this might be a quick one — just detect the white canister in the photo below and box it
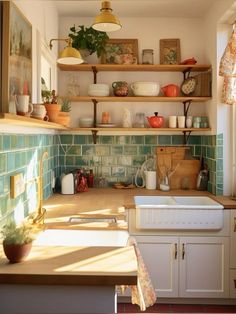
[169,116,177,128]
[145,171,157,190]
[177,116,186,128]
[186,116,193,128]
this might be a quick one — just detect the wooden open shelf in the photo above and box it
[58,63,211,73]
[69,127,211,132]
[0,113,67,130]
[67,96,211,103]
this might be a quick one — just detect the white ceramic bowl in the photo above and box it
[79,118,94,128]
[130,81,160,96]
[88,84,110,96]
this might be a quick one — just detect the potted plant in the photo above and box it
[41,78,61,122]
[1,221,39,263]
[68,25,109,58]
[56,98,71,127]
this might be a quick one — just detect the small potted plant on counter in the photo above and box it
[68,25,109,59]
[1,220,39,263]
[56,98,71,127]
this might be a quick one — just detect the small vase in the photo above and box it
[3,241,32,263]
[44,103,61,122]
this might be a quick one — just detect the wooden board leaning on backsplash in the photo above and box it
[156,147,200,190]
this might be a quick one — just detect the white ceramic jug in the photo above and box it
[15,95,33,116]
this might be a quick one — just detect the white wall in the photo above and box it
[58,17,208,127]
[204,0,235,195]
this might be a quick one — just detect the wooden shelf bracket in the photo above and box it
[183,130,192,145]
[92,66,98,84]
[91,129,98,144]
[183,100,192,117]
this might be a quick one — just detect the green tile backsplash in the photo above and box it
[0,132,223,225]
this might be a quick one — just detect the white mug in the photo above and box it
[145,171,157,190]
[169,116,177,128]
[32,104,48,120]
[178,116,186,128]
[15,95,33,116]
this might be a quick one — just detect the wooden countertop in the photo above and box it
[43,189,236,231]
[0,245,137,286]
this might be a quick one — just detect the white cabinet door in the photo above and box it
[136,236,178,297]
[179,237,229,298]
[230,210,236,268]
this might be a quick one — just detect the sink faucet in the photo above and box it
[31,151,48,225]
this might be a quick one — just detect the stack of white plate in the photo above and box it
[79,118,94,128]
[88,84,110,96]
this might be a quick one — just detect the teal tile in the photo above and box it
[139,146,152,155]
[3,135,11,151]
[115,136,130,145]
[10,135,17,150]
[102,166,112,176]
[217,139,223,146]
[82,146,95,155]
[216,175,223,185]
[102,156,117,166]
[66,156,75,166]
[74,135,86,144]
[95,145,110,156]
[117,156,132,166]
[217,159,223,171]
[158,135,171,145]
[188,136,201,145]
[193,145,201,156]
[124,146,138,155]
[172,135,184,145]
[217,146,223,159]
[216,188,223,196]
[202,146,207,157]
[131,136,144,145]
[211,135,216,146]
[0,134,2,151]
[67,146,81,155]
[29,136,35,147]
[0,176,4,195]
[60,135,73,144]
[202,136,208,145]
[145,135,157,145]
[111,145,123,155]
[86,135,99,144]
[75,156,89,167]
[132,156,146,166]
[7,153,15,172]
[4,175,10,193]
[100,136,114,144]
[0,153,6,173]
[18,135,25,149]
[15,152,22,169]
[217,133,223,139]
[111,166,125,177]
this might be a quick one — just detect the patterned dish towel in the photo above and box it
[119,236,156,311]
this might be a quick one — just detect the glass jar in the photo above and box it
[142,49,154,65]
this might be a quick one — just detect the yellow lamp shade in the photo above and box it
[57,46,84,65]
[92,1,122,32]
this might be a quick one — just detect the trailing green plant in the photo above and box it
[1,221,39,245]
[68,25,109,58]
[61,98,71,112]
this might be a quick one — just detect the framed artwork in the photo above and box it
[2,2,32,112]
[160,39,180,65]
[101,39,138,64]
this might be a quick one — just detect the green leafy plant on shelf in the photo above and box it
[68,25,109,58]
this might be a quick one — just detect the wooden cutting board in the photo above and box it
[156,146,200,190]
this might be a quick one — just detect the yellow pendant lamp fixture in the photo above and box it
[49,37,84,65]
[92,1,122,32]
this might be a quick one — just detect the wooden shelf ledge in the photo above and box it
[0,113,67,130]
[68,127,211,132]
[58,63,211,73]
[66,96,211,103]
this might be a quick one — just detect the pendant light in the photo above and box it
[49,38,84,65]
[92,1,122,32]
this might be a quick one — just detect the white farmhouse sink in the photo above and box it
[135,196,223,230]
[34,229,129,247]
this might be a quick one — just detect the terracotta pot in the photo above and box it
[44,103,61,122]
[56,112,71,127]
[3,241,32,263]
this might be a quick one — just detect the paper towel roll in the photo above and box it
[145,171,156,190]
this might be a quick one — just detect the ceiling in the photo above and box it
[53,0,219,18]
